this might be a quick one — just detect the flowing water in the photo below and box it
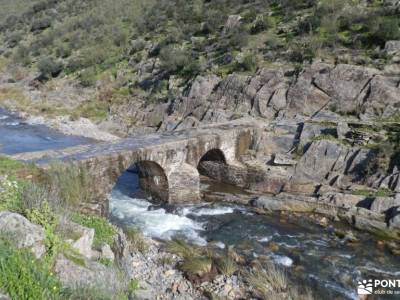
[110,170,400,300]
[0,108,92,155]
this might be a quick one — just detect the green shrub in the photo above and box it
[250,15,270,34]
[13,44,31,65]
[363,17,400,47]
[72,214,117,248]
[79,67,98,87]
[31,17,52,32]
[159,45,191,74]
[234,53,258,73]
[0,176,23,212]
[5,32,22,48]
[38,57,63,78]
[352,187,394,197]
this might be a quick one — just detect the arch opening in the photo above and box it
[197,148,227,177]
[198,149,226,165]
[112,160,169,204]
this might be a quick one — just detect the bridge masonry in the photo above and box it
[12,120,260,215]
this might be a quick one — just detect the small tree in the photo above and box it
[159,45,190,74]
[38,57,63,78]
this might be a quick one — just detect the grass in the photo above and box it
[42,163,94,211]
[352,187,394,197]
[215,255,238,276]
[311,134,352,147]
[180,257,213,276]
[0,156,37,178]
[0,57,9,72]
[245,263,288,299]
[63,285,114,300]
[124,227,149,253]
[0,86,30,112]
[0,238,63,299]
[72,214,117,248]
[98,257,113,267]
[166,239,202,259]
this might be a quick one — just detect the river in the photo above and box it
[0,108,92,154]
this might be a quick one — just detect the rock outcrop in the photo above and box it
[0,211,46,258]
[160,62,400,130]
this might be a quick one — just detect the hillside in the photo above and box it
[0,0,399,130]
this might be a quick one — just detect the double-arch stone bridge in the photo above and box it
[12,120,259,214]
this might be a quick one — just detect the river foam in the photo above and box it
[110,189,207,245]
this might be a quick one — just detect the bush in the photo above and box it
[159,45,191,74]
[363,17,400,47]
[13,44,31,65]
[5,32,22,48]
[0,176,22,212]
[31,17,52,32]
[250,15,270,34]
[79,67,98,87]
[234,53,258,72]
[38,57,63,78]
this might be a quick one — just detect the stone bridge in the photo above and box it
[12,120,259,214]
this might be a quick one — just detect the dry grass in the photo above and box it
[180,257,213,276]
[245,262,315,300]
[216,255,238,276]
[0,86,29,109]
[245,262,288,299]
[124,227,149,253]
[165,239,202,259]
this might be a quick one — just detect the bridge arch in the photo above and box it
[198,148,227,166]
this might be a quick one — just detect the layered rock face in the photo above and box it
[158,62,400,131]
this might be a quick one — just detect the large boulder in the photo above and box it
[370,196,400,213]
[385,40,400,55]
[0,291,10,300]
[54,255,123,293]
[0,212,45,258]
[251,194,318,212]
[62,220,95,259]
[167,75,221,123]
[294,140,371,187]
[359,75,400,119]
[318,192,366,209]
[250,68,290,119]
